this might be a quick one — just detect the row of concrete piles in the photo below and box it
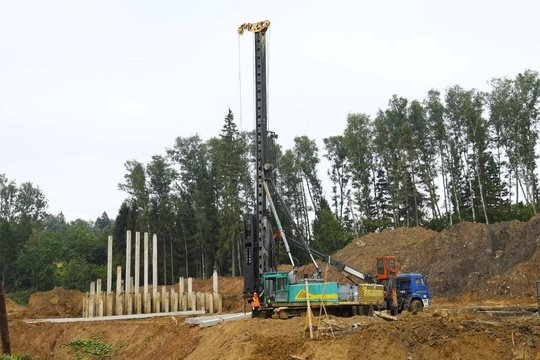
[83,231,222,317]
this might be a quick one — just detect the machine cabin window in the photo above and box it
[377,259,384,275]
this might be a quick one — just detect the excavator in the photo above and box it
[238,20,430,317]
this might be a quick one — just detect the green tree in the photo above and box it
[168,135,218,278]
[213,109,247,276]
[489,77,515,205]
[408,100,440,221]
[0,220,15,282]
[374,96,423,227]
[15,182,47,222]
[511,70,540,213]
[119,160,150,230]
[147,155,176,284]
[445,86,490,223]
[112,201,137,258]
[342,113,375,234]
[276,149,307,242]
[61,258,106,291]
[425,90,453,225]
[95,212,111,232]
[0,174,17,221]
[312,199,350,254]
[66,220,105,265]
[292,136,323,242]
[14,231,59,290]
[323,135,351,228]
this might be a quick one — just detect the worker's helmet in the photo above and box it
[253,291,257,295]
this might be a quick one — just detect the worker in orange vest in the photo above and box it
[251,291,261,318]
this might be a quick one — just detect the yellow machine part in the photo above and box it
[358,284,384,305]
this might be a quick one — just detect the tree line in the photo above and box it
[1,69,539,298]
[0,174,111,299]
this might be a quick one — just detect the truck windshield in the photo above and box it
[396,277,411,289]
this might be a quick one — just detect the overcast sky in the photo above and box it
[1,1,538,222]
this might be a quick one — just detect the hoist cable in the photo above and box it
[237,34,243,132]
[266,28,270,131]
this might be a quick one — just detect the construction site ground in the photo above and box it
[6,216,540,359]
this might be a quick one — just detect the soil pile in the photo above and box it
[5,297,25,319]
[191,276,245,312]
[23,287,84,318]
[305,216,540,301]
[295,227,437,283]
[410,217,540,299]
[5,297,24,312]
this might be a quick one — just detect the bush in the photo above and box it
[6,289,34,306]
[68,338,113,359]
[60,258,106,291]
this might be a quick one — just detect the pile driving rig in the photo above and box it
[238,20,430,317]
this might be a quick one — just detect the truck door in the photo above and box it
[412,276,430,307]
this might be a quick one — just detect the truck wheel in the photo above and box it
[409,299,423,313]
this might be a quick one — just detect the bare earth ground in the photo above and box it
[7,298,540,360]
[6,216,540,359]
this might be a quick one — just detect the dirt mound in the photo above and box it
[5,297,25,319]
[296,226,437,283]
[411,216,540,299]
[299,217,540,302]
[6,297,24,312]
[24,287,84,318]
[190,276,245,312]
[480,246,540,301]
[334,226,437,272]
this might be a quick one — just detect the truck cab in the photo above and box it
[396,273,431,312]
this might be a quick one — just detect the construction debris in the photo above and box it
[374,310,398,321]
[185,312,251,327]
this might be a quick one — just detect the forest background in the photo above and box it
[1,69,539,303]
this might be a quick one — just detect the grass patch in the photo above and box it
[68,338,113,359]
[0,355,31,360]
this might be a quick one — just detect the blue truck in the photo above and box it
[376,256,431,314]
[396,273,431,312]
